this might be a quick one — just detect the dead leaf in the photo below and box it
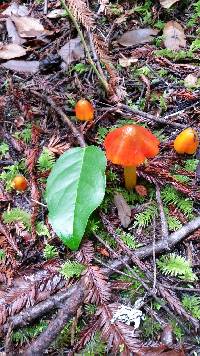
[159,0,180,8]
[184,74,198,88]
[118,28,158,47]
[163,21,186,51]
[135,185,148,197]
[161,324,173,347]
[1,60,39,73]
[6,17,23,45]
[0,43,26,59]
[59,37,85,65]
[11,15,47,38]
[47,9,66,18]
[2,2,29,17]
[114,193,132,228]
[119,56,138,67]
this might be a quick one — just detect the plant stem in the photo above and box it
[60,0,109,92]
[124,166,137,190]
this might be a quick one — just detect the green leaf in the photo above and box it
[46,146,106,250]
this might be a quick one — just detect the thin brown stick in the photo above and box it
[22,281,85,356]
[118,103,187,129]
[30,90,86,148]
[2,216,200,337]
[155,183,169,241]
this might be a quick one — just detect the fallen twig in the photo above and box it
[30,90,86,148]
[3,216,200,353]
[22,281,85,356]
[155,183,169,241]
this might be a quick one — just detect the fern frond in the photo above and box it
[3,208,31,229]
[77,332,106,356]
[84,265,111,305]
[60,260,85,278]
[116,229,142,249]
[43,244,58,260]
[133,204,158,228]
[161,185,180,205]
[173,174,190,183]
[97,303,141,354]
[184,159,198,172]
[66,0,95,30]
[158,253,198,282]
[75,241,94,265]
[177,198,193,217]
[182,295,200,320]
[37,148,55,172]
[167,216,182,231]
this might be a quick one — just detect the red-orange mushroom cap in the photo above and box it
[104,125,160,167]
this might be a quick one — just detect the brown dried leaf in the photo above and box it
[6,17,23,45]
[47,9,66,18]
[84,266,111,305]
[0,42,26,59]
[119,56,138,67]
[59,37,85,66]
[184,74,198,88]
[159,0,180,8]
[161,324,173,346]
[11,15,47,38]
[2,3,29,17]
[1,60,39,73]
[163,21,186,51]
[118,28,158,47]
[114,193,132,228]
[135,185,148,197]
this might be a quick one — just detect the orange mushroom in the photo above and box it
[75,99,94,121]
[104,125,160,190]
[11,175,28,191]
[174,128,199,154]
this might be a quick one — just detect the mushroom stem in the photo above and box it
[124,166,137,190]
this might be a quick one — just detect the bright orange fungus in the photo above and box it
[174,128,199,154]
[104,125,160,189]
[75,99,94,121]
[11,175,28,191]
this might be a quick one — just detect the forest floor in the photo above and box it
[0,0,200,355]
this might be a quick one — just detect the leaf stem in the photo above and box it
[61,0,109,92]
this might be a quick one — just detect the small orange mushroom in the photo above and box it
[11,175,28,191]
[75,99,94,121]
[104,125,160,190]
[174,128,199,154]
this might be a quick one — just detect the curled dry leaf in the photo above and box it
[114,193,132,228]
[59,37,85,65]
[2,3,29,17]
[184,74,198,88]
[47,9,66,18]
[6,17,23,45]
[159,0,180,8]
[119,56,138,67]
[0,43,26,59]
[118,28,158,47]
[11,15,47,38]
[1,60,39,73]
[163,21,186,51]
